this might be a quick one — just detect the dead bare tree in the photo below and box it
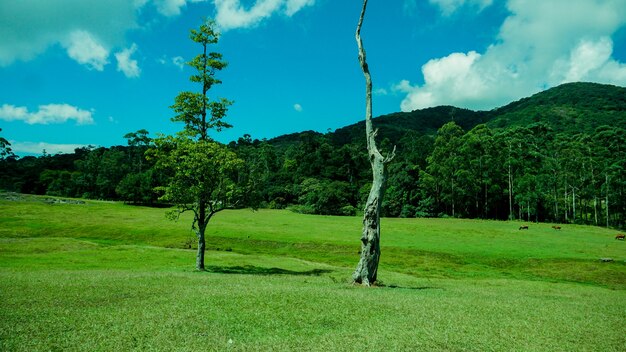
[352,0,395,286]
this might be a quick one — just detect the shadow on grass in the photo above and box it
[374,283,441,291]
[205,265,333,277]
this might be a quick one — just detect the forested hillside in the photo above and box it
[1,82,625,227]
[488,82,626,132]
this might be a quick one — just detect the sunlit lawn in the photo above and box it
[1,194,625,351]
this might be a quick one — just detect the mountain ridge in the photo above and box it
[268,82,626,148]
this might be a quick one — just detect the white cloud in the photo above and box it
[293,103,303,112]
[153,0,207,16]
[213,0,315,31]
[399,51,487,111]
[62,30,110,71]
[429,0,493,16]
[284,0,315,16]
[399,0,626,111]
[553,37,626,84]
[0,1,140,67]
[0,0,309,67]
[374,88,389,96]
[115,43,141,78]
[158,55,186,70]
[0,0,201,68]
[393,80,413,93]
[172,56,186,70]
[154,0,188,16]
[10,141,93,155]
[0,104,95,125]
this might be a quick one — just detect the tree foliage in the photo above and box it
[149,137,243,213]
[0,128,14,161]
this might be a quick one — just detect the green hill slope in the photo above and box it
[487,82,626,133]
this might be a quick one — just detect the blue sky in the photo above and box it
[1,0,625,155]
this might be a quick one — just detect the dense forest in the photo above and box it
[1,82,625,228]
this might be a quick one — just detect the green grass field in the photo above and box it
[1,194,625,351]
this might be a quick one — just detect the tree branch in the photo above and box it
[356,0,378,157]
[384,145,397,164]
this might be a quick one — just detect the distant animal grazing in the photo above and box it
[552,225,561,230]
[519,225,529,230]
[616,234,625,240]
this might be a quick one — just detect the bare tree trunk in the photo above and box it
[572,186,576,222]
[353,164,386,285]
[591,162,598,225]
[451,180,456,218]
[352,0,394,286]
[508,163,513,220]
[606,174,610,228]
[594,196,598,225]
[484,177,488,218]
[564,185,569,222]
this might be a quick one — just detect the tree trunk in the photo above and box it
[606,174,610,228]
[451,180,456,218]
[352,0,394,286]
[353,161,386,285]
[591,161,597,225]
[572,187,576,222]
[594,196,598,225]
[508,163,513,220]
[564,185,569,222]
[484,178,488,219]
[195,201,207,270]
[196,227,205,270]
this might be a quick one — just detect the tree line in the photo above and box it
[1,121,624,228]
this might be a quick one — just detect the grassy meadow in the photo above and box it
[1,194,625,351]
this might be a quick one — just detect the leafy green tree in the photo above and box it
[116,130,159,204]
[564,137,587,223]
[542,133,567,222]
[494,126,530,220]
[149,19,243,270]
[0,128,14,160]
[123,129,151,173]
[228,135,273,209]
[383,162,420,217]
[74,147,103,198]
[40,170,79,197]
[515,123,552,222]
[594,126,626,227]
[425,121,464,217]
[458,124,499,218]
[298,178,354,215]
[116,170,159,205]
[96,148,129,199]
